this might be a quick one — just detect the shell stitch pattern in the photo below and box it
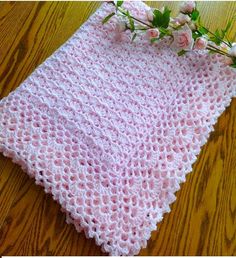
[0,2,236,256]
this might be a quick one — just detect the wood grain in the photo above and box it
[0,1,235,256]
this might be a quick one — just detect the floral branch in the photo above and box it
[102,1,236,68]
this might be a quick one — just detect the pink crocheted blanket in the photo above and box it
[0,1,235,256]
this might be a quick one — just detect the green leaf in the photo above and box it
[199,26,224,46]
[102,12,115,24]
[131,33,137,42]
[220,29,226,38]
[215,29,221,38]
[159,27,168,34]
[225,36,232,47]
[116,0,123,7]
[126,10,135,32]
[162,6,171,28]
[224,20,232,33]
[129,18,135,32]
[177,50,187,56]
[191,9,199,21]
[198,26,208,35]
[211,29,222,45]
[159,32,166,39]
[210,37,221,46]
[228,15,236,32]
[152,9,163,27]
[192,32,200,40]
[150,38,158,43]
[159,28,171,36]
[152,7,171,28]
[230,63,236,68]
[224,16,236,46]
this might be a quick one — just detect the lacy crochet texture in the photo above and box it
[0,1,236,256]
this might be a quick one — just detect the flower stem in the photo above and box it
[108,1,234,67]
[117,6,154,28]
[207,43,231,57]
[225,34,233,47]
[109,2,153,28]
[201,26,231,48]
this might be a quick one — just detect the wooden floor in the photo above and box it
[0,1,236,256]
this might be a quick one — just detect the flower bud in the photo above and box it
[176,13,191,25]
[194,37,208,50]
[146,28,160,39]
[180,1,196,14]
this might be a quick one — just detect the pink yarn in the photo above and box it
[0,2,236,256]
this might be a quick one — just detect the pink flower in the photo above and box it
[146,28,160,39]
[194,37,208,50]
[229,44,236,57]
[175,13,191,25]
[180,1,196,14]
[171,24,194,51]
[146,9,154,21]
